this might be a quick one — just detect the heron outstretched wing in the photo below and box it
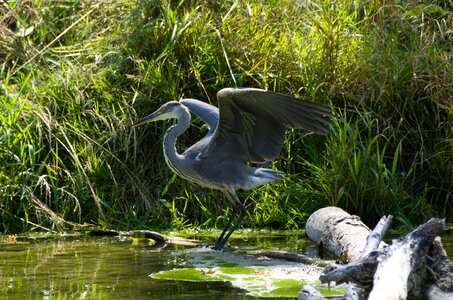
[204,88,333,163]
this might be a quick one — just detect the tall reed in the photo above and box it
[0,0,451,232]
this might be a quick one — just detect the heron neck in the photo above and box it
[163,110,190,168]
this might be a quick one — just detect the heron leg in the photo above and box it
[213,190,246,250]
[213,203,238,250]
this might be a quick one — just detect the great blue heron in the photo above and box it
[132,88,333,250]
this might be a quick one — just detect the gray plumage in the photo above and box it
[132,87,333,250]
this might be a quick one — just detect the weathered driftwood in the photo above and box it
[301,207,453,300]
[341,215,393,300]
[300,208,390,300]
[430,237,453,292]
[299,285,341,300]
[300,214,392,300]
[368,218,443,299]
[321,218,445,299]
[305,206,380,262]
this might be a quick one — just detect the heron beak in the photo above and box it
[131,112,159,128]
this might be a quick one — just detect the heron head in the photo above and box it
[131,101,184,128]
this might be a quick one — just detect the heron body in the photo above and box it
[132,88,333,250]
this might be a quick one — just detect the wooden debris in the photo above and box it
[306,206,378,262]
[258,250,332,267]
[301,207,453,300]
[129,230,201,247]
[130,230,169,246]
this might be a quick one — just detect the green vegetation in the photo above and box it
[149,247,347,298]
[1,0,452,233]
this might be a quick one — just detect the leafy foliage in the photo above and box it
[0,0,452,232]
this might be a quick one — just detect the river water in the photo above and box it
[0,230,451,299]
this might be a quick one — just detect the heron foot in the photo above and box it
[212,241,225,251]
[212,244,234,251]
[195,243,230,251]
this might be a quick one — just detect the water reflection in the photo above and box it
[0,232,451,299]
[0,232,307,299]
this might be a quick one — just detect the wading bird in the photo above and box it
[132,88,333,250]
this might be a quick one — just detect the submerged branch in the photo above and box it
[258,250,333,267]
[129,230,201,247]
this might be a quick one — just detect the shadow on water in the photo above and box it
[0,231,452,299]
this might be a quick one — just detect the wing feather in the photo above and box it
[202,88,334,163]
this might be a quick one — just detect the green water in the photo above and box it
[0,231,452,299]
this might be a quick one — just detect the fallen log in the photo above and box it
[326,214,393,300]
[300,207,453,300]
[368,218,443,299]
[305,206,383,262]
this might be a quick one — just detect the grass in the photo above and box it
[0,0,452,233]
